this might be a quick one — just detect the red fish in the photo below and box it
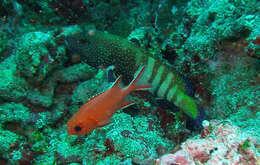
[67,66,150,135]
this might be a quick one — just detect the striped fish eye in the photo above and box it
[74,125,82,132]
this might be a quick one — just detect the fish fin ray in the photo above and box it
[111,75,122,89]
[97,119,112,127]
[121,101,135,109]
[126,66,151,92]
[106,65,117,83]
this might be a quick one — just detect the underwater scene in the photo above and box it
[0,0,259,164]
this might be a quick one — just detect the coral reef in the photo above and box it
[16,31,66,84]
[161,0,260,110]
[0,0,259,164]
[0,55,29,101]
[206,33,260,123]
[156,120,260,165]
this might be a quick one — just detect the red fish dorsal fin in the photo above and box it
[111,75,122,89]
[87,93,101,102]
[125,66,151,93]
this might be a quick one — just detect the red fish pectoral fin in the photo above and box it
[97,119,112,127]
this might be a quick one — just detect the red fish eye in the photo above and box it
[74,126,82,132]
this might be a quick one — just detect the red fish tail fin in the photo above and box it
[125,66,151,93]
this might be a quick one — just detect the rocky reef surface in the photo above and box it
[0,0,259,164]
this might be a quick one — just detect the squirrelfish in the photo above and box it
[67,66,149,135]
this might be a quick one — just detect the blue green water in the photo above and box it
[0,0,259,164]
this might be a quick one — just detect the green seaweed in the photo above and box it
[240,139,250,151]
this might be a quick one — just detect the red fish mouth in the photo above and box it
[67,124,75,135]
[67,126,73,135]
